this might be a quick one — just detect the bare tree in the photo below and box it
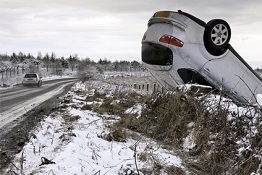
[37,51,43,60]
[43,53,50,72]
[68,54,78,72]
[131,61,141,71]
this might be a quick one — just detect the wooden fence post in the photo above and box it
[153,84,156,93]
[1,71,3,83]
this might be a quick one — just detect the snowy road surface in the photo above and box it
[0,78,78,128]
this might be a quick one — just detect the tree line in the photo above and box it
[0,52,143,73]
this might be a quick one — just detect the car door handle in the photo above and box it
[203,68,210,74]
[231,90,238,97]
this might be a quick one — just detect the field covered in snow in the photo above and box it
[3,73,262,175]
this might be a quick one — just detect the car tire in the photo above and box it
[204,19,231,50]
[38,81,42,87]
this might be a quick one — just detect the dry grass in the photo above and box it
[85,89,107,102]
[164,166,186,175]
[98,127,127,142]
[61,114,81,123]
[118,92,207,146]
[91,91,143,116]
[111,90,262,174]
[82,84,262,174]
[81,104,92,111]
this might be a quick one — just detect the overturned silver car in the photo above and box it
[142,10,262,104]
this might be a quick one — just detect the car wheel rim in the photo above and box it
[211,24,229,46]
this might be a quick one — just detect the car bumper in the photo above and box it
[22,81,39,85]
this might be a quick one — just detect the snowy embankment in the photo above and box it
[6,81,184,175]
[4,77,262,174]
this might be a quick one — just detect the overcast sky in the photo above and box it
[1,0,262,68]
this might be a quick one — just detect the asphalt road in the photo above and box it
[0,78,78,128]
[0,78,79,172]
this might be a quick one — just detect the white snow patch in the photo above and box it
[256,93,262,106]
[125,104,143,118]
[183,129,196,151]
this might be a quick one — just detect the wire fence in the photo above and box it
[0,68,26,87]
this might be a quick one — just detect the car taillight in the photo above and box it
[159,35,170,44]
[159,35,184,47]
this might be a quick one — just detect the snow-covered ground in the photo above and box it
[3,73,262,174]
[5,81,184,175]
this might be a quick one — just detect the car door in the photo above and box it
[202,49,262,103]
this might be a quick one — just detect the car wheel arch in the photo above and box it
[177,68,215,88]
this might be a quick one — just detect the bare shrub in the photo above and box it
[165,166,186,175]
[61,114,81,123]
[113,90,262,174]
[98,127,127,142]
[92,98,114,115]
[81,104,92,111]
[74,90,85,96]
[85,90,106,102]
[124,92,206,146]
[234,156,261,175]
[93,91,144,116]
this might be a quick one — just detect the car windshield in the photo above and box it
[24,74,37,78]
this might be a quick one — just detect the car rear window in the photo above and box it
[142,43,173,66]
[25,74,37,78]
